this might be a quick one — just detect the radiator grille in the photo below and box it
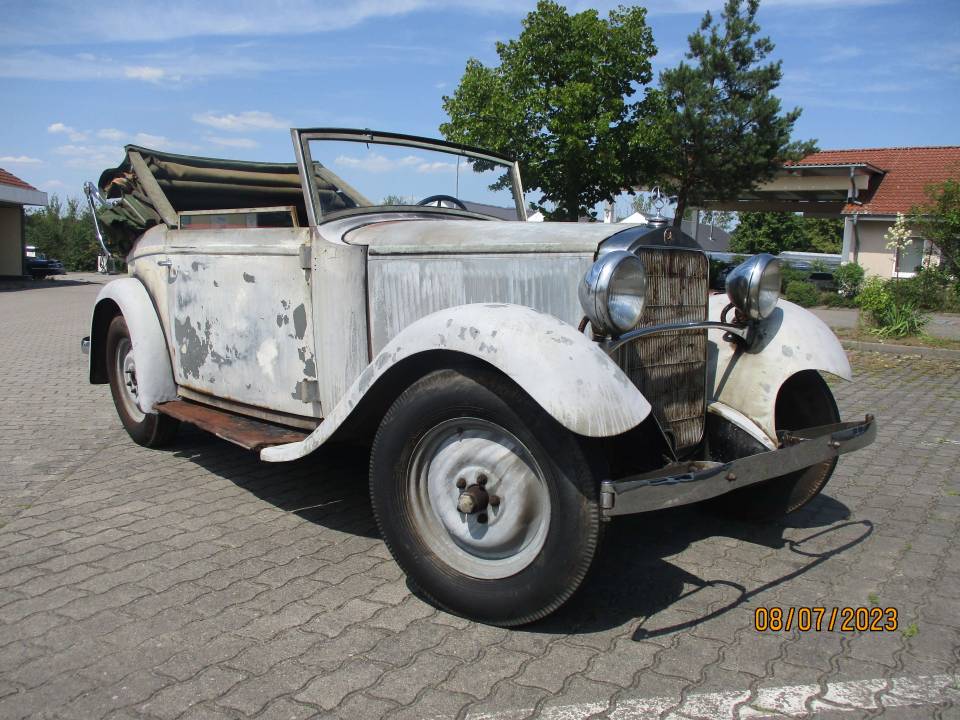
[613,248,709,449]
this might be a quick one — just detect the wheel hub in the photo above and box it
[408,417,551,580]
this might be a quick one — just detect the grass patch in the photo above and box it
[868,592,880,605]
[903,622,919,638]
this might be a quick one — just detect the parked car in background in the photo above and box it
[24,246,65,279]
[81,128,876,626]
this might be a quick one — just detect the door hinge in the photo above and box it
[298,244,311,270]
[295,379,320,403]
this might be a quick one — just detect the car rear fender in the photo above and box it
[708,294,852,444]
[261,303,652,462]
[89,278,177,413]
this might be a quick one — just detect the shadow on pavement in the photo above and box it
[171,426,379,539]
[0,277,102,292]
[168,426,871,636]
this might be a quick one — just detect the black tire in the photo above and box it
[710,371,840,521]
[369,366,602,626]
[105,315,180,447]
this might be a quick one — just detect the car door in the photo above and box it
[163,223,321,419]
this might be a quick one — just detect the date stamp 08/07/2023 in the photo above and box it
[754,606,899,633]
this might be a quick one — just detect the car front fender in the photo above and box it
[89,278,177,414]
[261,303,652,462]
[708,294,852,444]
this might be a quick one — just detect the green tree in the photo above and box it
[909,176,960,277]
[440,1,657,221]
[801,216,843,254]
[647,0,815,227]
[729,211,804,254]
[25,195,100,271]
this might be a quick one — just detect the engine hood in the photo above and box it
[350,219,629,256]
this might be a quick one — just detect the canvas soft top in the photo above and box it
[95,145,361,252]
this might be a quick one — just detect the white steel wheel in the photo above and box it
[370,366,602,627]
[114,335,146,424]
[407,417,551,580]
[105,315,180,448]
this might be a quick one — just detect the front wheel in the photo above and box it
[105,315,180,447]
[369,367,602,626]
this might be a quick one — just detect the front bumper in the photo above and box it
[600,415,876,516]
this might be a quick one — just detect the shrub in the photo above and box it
[857,277,928,337]
[779,265,809,291]
[784,280,820,307]
[890,266,958,311]
[833,262,865,298]
[821,291,858,308]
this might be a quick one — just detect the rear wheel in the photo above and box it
[105,315,179,447]
[710,371,840,521]
[369,367,602,626]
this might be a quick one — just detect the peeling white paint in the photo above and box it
[709,296,852,443]
[256,338,278,381]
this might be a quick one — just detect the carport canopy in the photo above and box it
[698,160,885,217]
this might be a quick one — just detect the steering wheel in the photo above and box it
[416,194,468,211]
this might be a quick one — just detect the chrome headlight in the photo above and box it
[726,253,781,320]
[578,250,647,336]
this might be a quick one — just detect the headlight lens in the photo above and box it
[579,250,647,335]
[726,253,781,320]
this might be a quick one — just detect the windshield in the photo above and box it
[304,135,522,220]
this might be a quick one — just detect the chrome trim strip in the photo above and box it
[600,415,876,516]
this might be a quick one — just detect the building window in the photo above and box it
[893,237,926,278]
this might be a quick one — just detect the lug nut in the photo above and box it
[477,513,488,524]
[489,494,500,507]
[455,477,466,489]
[477,474,487,486]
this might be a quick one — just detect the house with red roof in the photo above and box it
[0,168,48,278]
[706,146,960,277]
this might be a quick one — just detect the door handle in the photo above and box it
[157,259,172,267]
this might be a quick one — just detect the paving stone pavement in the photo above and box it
[0,275,958,719]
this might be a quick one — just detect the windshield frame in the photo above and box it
[291,128,526,225]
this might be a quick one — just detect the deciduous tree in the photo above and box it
[440,1,657,221]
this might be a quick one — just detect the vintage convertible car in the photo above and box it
[82,129,875,625]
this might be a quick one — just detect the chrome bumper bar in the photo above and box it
[600,415,876,516]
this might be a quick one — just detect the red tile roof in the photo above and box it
[788,146,960,215]
[0,167,39,192]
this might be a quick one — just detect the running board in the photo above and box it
[156,400,309,452]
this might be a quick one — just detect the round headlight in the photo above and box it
[578,250,647,336]
[725,253,781,320]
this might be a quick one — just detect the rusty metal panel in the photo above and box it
[163,227,321,418]
[368,254,594,352]
[613,248,709,449]
[156,399,307,451]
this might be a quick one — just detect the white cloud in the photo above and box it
[52,143,124,170]
[416,161,457,174]
[42,180,66,189]
[97,128,127,142]
[124,65,168,83]
[193,111,289,132]
[0,155,43,165]
[335,152,459,174]
[47,122,87,142]
[335,153,397,173]
[206,136,259,149]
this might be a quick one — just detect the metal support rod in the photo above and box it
[83,181,112,259]
[600,320,751,354]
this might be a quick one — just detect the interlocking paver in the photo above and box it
[0,277,958,719]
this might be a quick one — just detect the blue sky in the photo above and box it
[1,0,958,202]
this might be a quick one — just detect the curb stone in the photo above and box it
[841,339,960,360]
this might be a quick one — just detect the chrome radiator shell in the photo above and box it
[612,247,709,450]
